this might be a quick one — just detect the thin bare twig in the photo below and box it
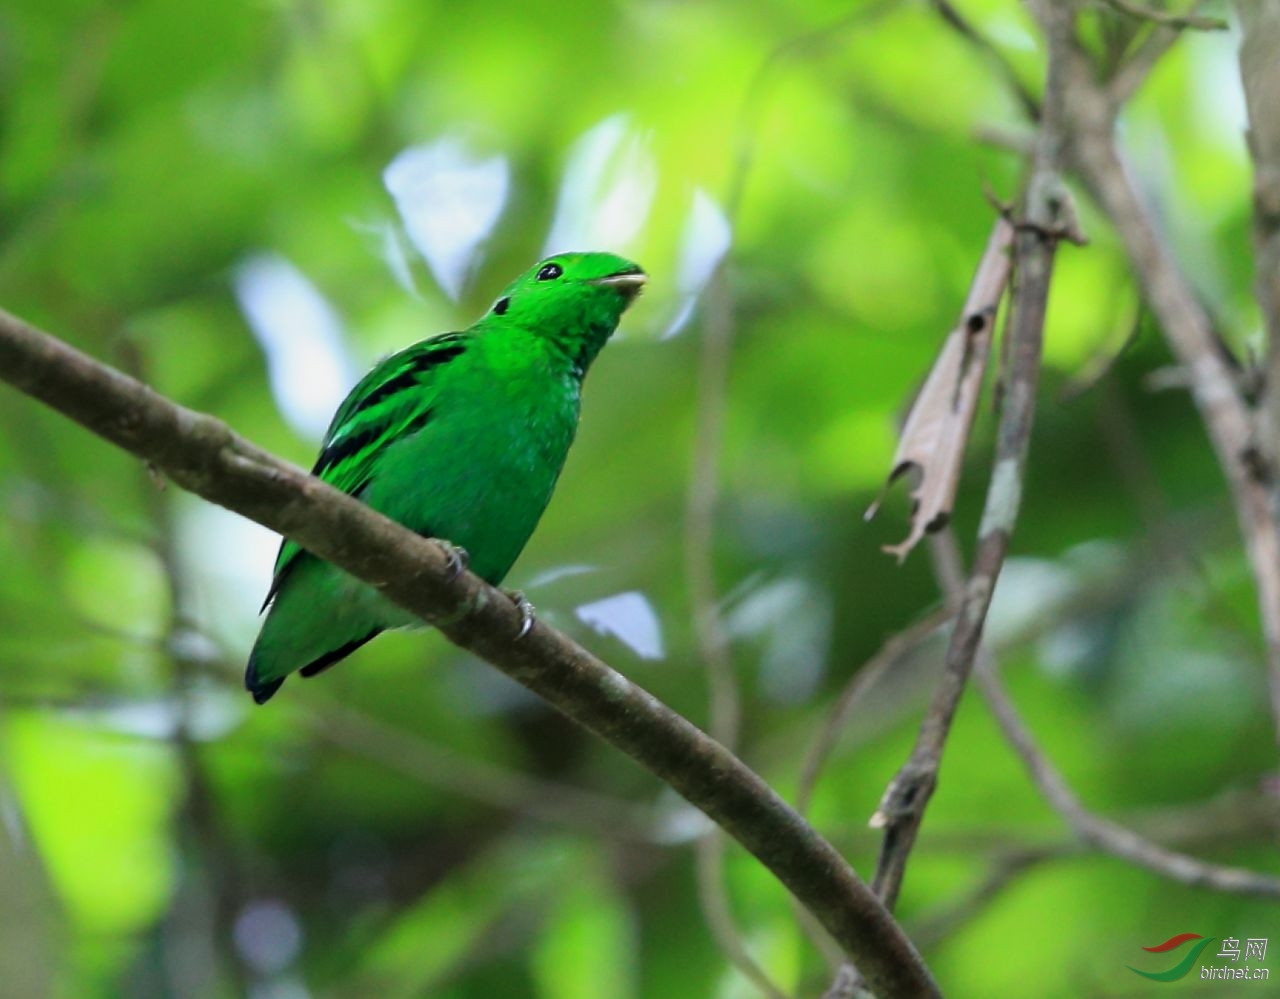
[310,703,665,841]
[686,260,789,999]
[731,0,901,217]
[796,607,953,817]
[687,266,742,753]
[976,655,1280,897]
[1100,0,1226,32]
[1055,303,1143,404]
[908,845,1067,950]
[0,307,941,999]
[1108,1,1210,106]
[911,781,1280,947]
[925,0,1041,121]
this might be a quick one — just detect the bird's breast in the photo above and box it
[364,369,580,583]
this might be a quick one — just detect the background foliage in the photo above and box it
[1,1,1274,996]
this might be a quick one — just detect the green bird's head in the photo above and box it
[486,251,646,373]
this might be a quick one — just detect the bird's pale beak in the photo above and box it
[591,271,647,305]
[590,271,648,292]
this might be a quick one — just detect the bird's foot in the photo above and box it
[503,589,536,639]
[434,539,470,581]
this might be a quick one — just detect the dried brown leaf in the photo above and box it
[867,220,1014,561]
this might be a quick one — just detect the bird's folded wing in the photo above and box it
[260,330,472,609]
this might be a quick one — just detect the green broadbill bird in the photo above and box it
[245,251,646,704]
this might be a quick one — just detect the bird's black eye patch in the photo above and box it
[493,296,510,315]
[536,263,563,281]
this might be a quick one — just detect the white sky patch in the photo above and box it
[726,576,803,639]
[663,188,733,339]
[350,217,419,297]
[544,114,657,256]
[726,576,830,702]
[986,557,1077,643]
[984,14,1038,53]
[384,138,509,300]
[176,501,282,655]
[649,794,714,845]
[1188,28,1248,153]
[575,590,664,660]
[65,686,244,742]
[234,254,355,440]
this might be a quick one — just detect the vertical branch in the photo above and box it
[821,13,1082,997]
[1238,2,1280,499]
[681,8,911,984]
[686,265,742,750]
[685,264,789,997]
[868,0,1080,915]
[0,759,56,997]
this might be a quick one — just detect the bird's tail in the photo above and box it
[245,629,382,704]
[245,557,386,703]
[244,654,286,705]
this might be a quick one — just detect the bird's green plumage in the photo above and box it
[246,251,646,703]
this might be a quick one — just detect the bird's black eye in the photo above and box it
[493,296,510,315]
[536,263,563,281]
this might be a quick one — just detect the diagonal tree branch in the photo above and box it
[1107,0,1212,105]
[975,653,1280,897]
[0,306,940,999]
[1060,19,1280,747]
[927,528,1280,899]
[925,0,1041,121]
